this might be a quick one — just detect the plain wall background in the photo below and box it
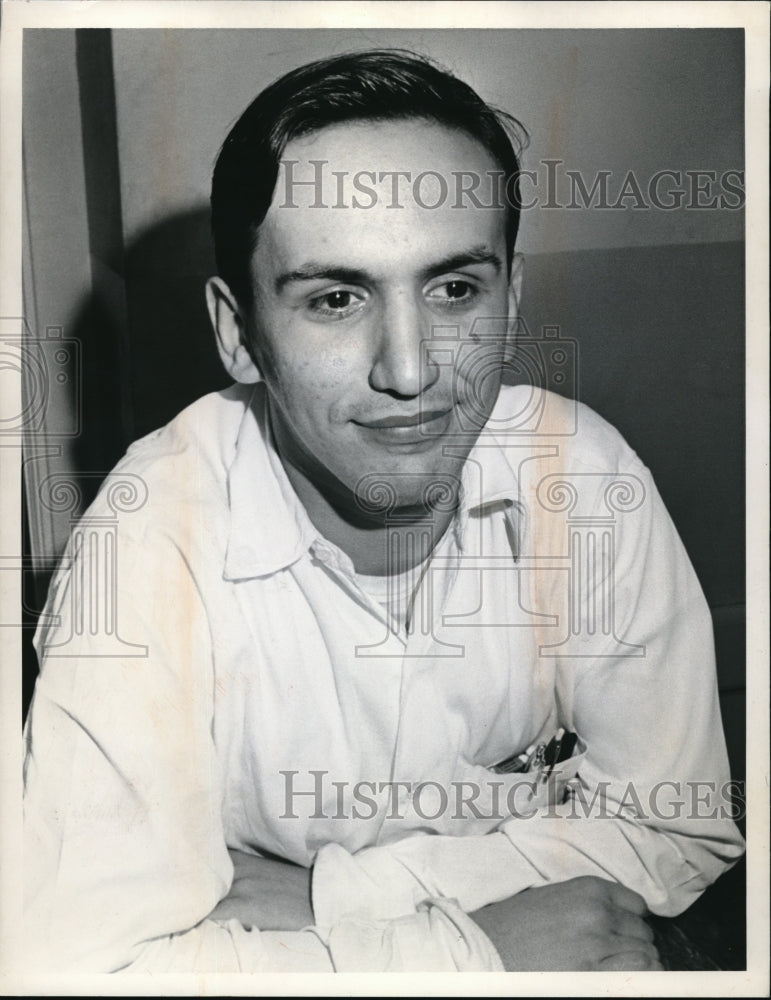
[110,28,744,252]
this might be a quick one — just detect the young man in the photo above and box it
[23,50,743,973]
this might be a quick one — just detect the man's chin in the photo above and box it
[350,467,463,521]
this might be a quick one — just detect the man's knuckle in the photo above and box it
[580,875,606,895]
[631,942,660,967]
[638,920,655,943]
[585,931,612,960]
[646,942,661,963]
[587,896,613,927]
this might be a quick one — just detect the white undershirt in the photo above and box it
[354,527,451,634]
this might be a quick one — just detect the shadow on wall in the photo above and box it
[22,207,229,716]
[70,205,231,509]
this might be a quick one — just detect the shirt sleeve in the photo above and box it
[22,515,334,973]
[311,455,745,927]
[22,512,503,973]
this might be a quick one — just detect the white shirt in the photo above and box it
[22,383,744,972]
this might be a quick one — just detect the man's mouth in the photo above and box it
[352,408,454,444]
[358,409,451,430]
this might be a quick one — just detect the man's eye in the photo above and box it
[324,290,352,310]
[428,279,478,307]
[308,289,363,318]
[445,280,472,299]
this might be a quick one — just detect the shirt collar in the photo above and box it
[223,385,314,580]
[454,420,524,556]
[223,385,523,580]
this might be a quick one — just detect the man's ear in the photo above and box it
[205,276,263,384]
[505,252,525,362]
[507,252,524,322]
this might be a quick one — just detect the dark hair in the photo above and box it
[211,49,528,306]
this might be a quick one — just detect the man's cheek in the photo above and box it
[454,346,505,408]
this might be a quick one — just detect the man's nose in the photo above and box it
[368,294,440,398]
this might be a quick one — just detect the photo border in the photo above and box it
[1,2,767,996]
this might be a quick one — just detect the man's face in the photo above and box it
[245,119,519,515]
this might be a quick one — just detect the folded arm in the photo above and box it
[22,524,496,972]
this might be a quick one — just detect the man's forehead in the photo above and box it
[279,117,501,175]
[256,199,507,284]
[253,118,509,277]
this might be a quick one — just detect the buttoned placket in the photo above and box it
[309,538,408,649]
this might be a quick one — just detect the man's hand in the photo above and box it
[209,849,314,932]
[470,876,662,971]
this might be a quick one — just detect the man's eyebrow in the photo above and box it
[274,246,503,293]
[274,265,369,293]
[421,246,504,279]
